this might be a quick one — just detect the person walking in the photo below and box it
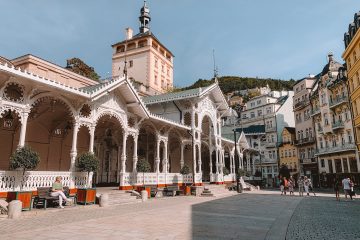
[280,176,285,195]
[349,178,356,199]
[304,176,310,196]
[298,176,304,196]
[288,176,295,196]
[334,178,340,201]
[342,177,353,200]
[308,178,316,196]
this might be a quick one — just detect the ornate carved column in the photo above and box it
[220,150,224,174]
[18,112,29,148]
[89,125,95,153]
[121,133,127,173]
[155,138,160,173]
[180,142,184,169]
[198,144,202,174]
[215,148,219,174]
[70,122,80,171]
[132,134,138,173]
[162,141,169,173]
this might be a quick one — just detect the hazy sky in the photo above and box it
[0,0,359,87]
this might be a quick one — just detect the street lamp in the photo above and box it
[233,104,244,193]
[187,130,195,186]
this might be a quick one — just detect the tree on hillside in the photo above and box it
[66,58,100,81]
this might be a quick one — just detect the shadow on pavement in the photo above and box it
[191,193,299,240]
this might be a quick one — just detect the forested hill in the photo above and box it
[179,76,296,94]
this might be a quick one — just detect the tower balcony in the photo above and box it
[329,95,348,109]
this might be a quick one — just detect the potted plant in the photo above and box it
[136,158,151,197]
[180,165,191,195]
[76,152,99,205]
[8,146,40,210]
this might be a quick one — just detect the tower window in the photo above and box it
[154,75,158,85]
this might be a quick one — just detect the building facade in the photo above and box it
[293,76,317,176]
[310,53,359,187]
[0,3,252,195]
[279,127,298,175]
[223,90,294,186]
[343,11,360,165]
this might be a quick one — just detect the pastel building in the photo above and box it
[111,2,174,96]
[278,127,298,175]
[228,90,295,185]
[310,53,359,186]
[293,76,317,176]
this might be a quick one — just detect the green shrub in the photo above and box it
[136,159,151,173]
[180,165,190,175]
[223,167,230,176]
[10,146,40,172]
[76,152,99,173]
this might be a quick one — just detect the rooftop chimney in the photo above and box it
[125,28,133,40]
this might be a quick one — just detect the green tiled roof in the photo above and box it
[222,125,265,142]
[142,85,213,104]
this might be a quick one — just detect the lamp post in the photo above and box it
[233,129,242,193]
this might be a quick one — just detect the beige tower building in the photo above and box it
[111,2,174,96]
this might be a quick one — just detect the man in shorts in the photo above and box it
[342,177,353,200]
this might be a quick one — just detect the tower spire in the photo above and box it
[139,0,151,33]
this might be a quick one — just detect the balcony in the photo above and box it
[265,126,276,132]
[311,107,320,116]
[265,142,277,148]
[295,137,315,146]
[329,96,348,109]
[315,143,356,156]
[317,126,323,133]
[293,100,309,111]
[300,157,317,164]
[332,121,344,130]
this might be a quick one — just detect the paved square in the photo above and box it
[1,191,359,240]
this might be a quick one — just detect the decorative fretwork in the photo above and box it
[3,82,24,103]
[80,104,91,118]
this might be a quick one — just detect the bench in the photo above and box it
[163,186,183,196]
[33,187,76,209]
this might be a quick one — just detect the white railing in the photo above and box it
[0,171,90,192]
[224,174,235,182]
[121,172,193,186]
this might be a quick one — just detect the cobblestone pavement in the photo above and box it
[1,191,358,240]
[286,196,360,240]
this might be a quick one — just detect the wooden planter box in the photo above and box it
[76,188,96,205]
[7,191,33,210]
[184,186,191,196]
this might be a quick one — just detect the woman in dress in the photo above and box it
[288,176,295,196]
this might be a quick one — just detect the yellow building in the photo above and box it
[343,12,360,171]
[279,127,298,175]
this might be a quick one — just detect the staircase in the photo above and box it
[96,188,142,206]
[201,184,237,197]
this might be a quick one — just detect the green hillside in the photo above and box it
[179,76,296,94]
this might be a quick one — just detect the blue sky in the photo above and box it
[0,0,359,87]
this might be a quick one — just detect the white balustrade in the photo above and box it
[0,171,90,192]
[120,172,193,187]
